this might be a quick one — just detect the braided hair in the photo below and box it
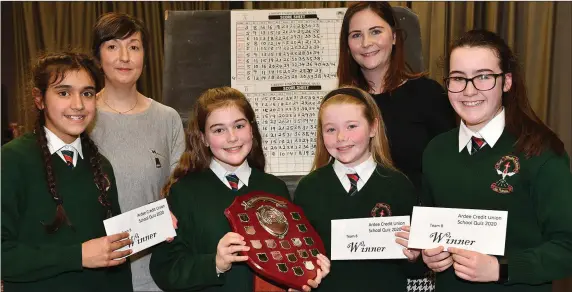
[32,51,112,233]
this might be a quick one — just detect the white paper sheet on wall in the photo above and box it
[231,8,347,176]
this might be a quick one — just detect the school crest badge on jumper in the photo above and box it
[371,203,392,217]
[491,155,520,194]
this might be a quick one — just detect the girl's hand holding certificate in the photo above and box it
[394,225,421,262]
[422,246,453,272]
[448,247,500,282]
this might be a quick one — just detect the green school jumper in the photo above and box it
[422,128,572,292]
[1,133,133,292]
[149,167,290,292]
[293,163,426,292]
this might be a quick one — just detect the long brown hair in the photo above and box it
[32,52,112,233]
[337,1,424,93]
[312,86,396,172]
[162,87,265,197]
[445,29,564,157]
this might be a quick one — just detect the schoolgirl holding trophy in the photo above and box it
[150,87,330,292]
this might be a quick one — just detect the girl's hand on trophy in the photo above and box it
[215,232,249,272]
[289,254,331,291]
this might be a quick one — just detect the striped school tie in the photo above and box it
[226,174,240,191]
[61,150,74,168]
[347,173,360,196]
[470,136,486,155]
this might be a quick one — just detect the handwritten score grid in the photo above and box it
[231,9,346,175]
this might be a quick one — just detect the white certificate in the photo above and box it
[408,206,508,255]
[331,216,410,260]
[104,198,177,256]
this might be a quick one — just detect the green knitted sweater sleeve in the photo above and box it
[508,154,572,284]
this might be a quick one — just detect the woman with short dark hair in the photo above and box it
[89,12,185,291]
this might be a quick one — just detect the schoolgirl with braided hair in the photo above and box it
[1,51,133,292]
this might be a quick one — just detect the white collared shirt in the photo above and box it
[458,108,506,154]
[44,127,83,167]
[210,158,251,276]
[209,158,251,190]
[333,155,377,193]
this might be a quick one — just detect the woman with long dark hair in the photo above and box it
[337,1,457,192]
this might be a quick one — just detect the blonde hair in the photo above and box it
[162,87,265,197]
[311,86,397,172]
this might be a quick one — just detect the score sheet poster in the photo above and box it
[231,8,346,175]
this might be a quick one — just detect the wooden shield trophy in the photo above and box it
[225,191,326,291]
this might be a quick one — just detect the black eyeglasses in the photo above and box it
[444,73,505,93]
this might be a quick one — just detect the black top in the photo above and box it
[372,76,457,192]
